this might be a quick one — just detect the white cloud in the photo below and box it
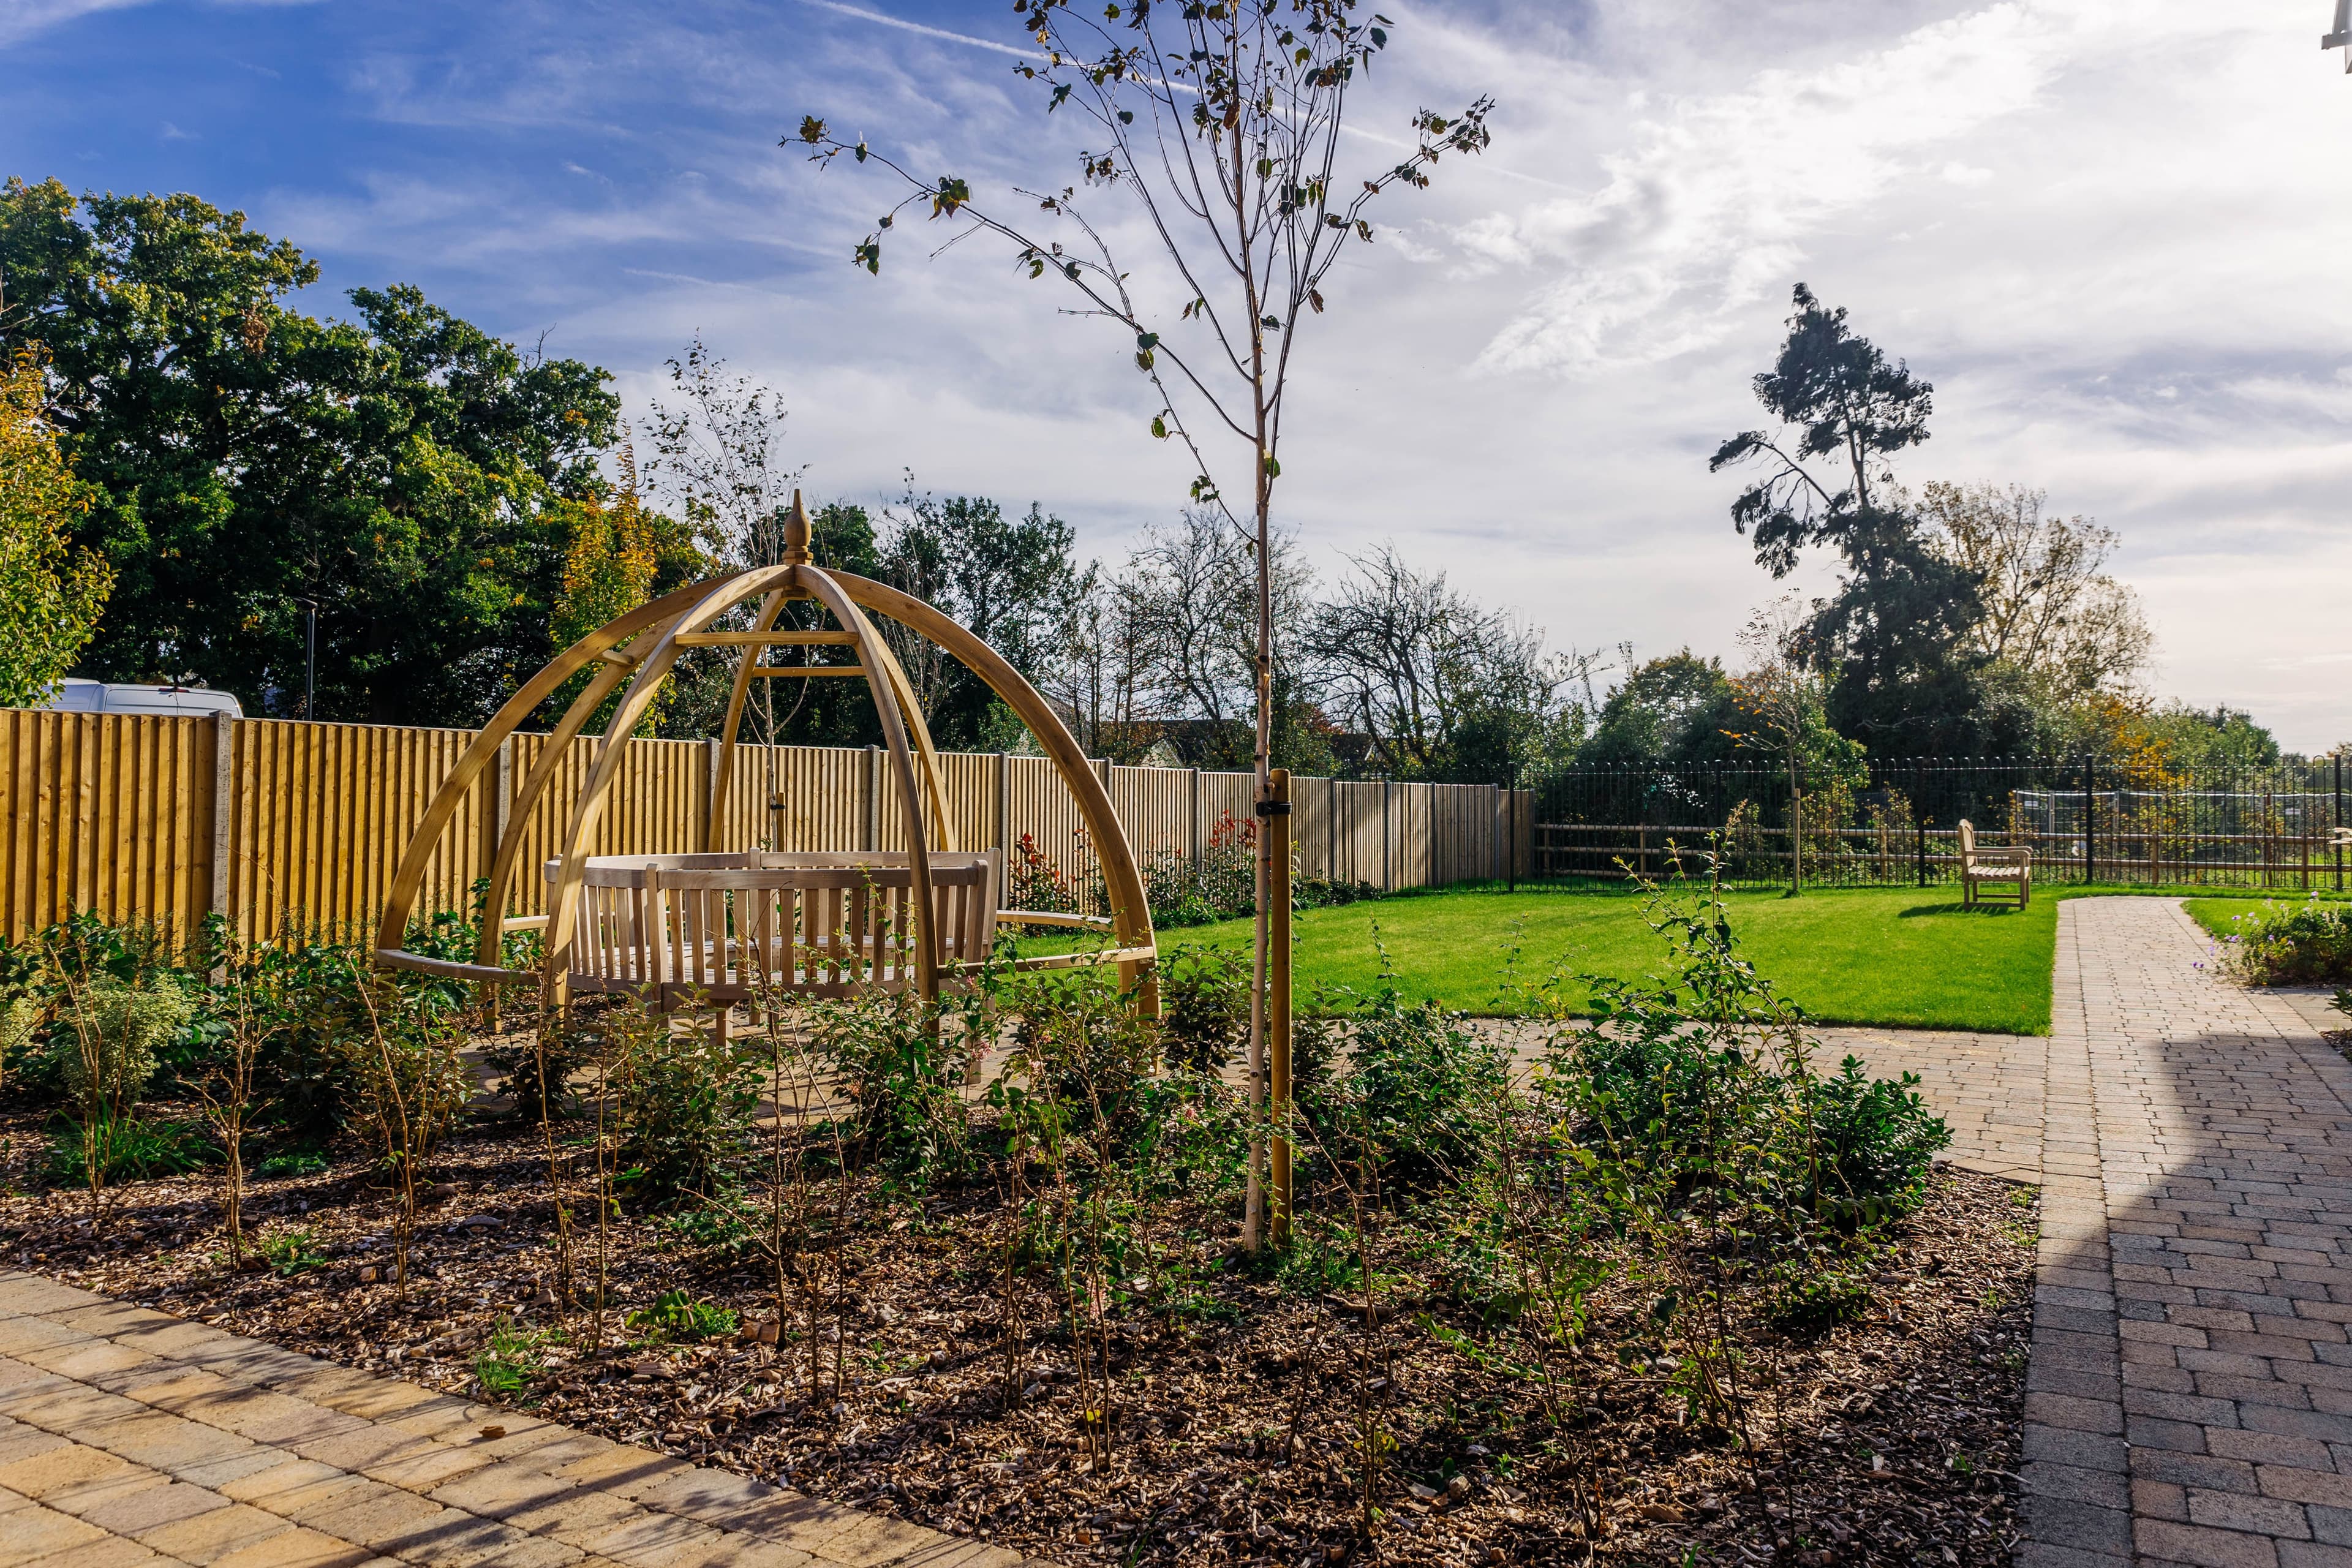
[0,0,150,46]
[28,0,2352,750]
[1462,1,2241,375]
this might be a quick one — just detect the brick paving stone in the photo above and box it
[40,1537,175,1568]
[0,1500,113,1567]
[208,1526,377,1568]
[0,1267,1043,1568]
[134,1500,296,1564]
[2016,899,2352,1568]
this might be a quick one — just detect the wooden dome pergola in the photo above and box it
[372,493,1156,1012]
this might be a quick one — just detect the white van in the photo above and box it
[42,679,243,718]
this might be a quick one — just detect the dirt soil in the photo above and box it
[0,1108,2035,1567]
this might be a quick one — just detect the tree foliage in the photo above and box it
[1711,284,1985,755]
[0,347,111,707]
[1919,480,2151,700]
[0,178,621,723]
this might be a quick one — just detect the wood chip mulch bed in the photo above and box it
[0,1106,2035,1566]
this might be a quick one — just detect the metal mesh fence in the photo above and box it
[1528,756,2348,891]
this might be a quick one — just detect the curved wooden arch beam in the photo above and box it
[863,625,959,855]
[824,571,1156,1008]
[373,578,740,962]
[793,564,940,1000]
[707,496,956,859]
[541,567,783,1004]
[466,625,673,971]
[704,585,790,853]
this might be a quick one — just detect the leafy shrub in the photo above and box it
[808,988,973,1185]
[481,1016,590,1123]
[255,1149,329,1179]
[1544,878,1952,1224]
[1159,946,1246,1074]
[1805,1056,1951,1215]
[56,976,192,1108]
[1321,982,1513,1186]
[616,1014,763,1207]
[660,1201,758,1257]
[2215,899,2352,987]
[1008,968,1162,1145]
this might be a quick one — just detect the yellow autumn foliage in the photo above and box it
[0,349,113,706]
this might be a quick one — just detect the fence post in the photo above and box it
[2082,754,2095,886]
[489,736,512,899]
[2337,753,2344,894]
[1428,785,1439,888]
[1382,778,1393,890]
[1506,764,1518,893]
[1914,763,1927,889]
[995,752,1011,854]
[1188,766,1202,895]
[209,711,236,941]
[864,744,880,853]
[1329,775,1339,887]
[703,736,722,851]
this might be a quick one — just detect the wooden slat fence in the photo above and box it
[0,709,1534,944]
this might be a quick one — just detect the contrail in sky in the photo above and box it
[795,0,1569,187]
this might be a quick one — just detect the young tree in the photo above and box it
[0,347,111,706]
[1724,594,1861,895]
[794,1,1493,1246]
[1710,284,1983,754]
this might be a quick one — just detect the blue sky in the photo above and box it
[12,0,2351,750]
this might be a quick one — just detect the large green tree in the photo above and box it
[1710,284,1985,755]
[0,178,619,723]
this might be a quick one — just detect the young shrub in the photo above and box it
[481,1016,590,1123]
[1158,946,1246,1074]
[614,1006,762,1207]
[32,917,195,1220]
[1322,982,1513,1188]
[326,960,472,1292]
[189,920,287,1270]
[1804,1055,1951,1216]
[57,976,190,1109]
[808,987,973,1186]
[1008,967,1161,1146]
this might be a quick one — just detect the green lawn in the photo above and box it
[1007,882,2058,1035]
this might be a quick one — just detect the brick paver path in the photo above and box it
[0,1272,1022,1568]
[2016,897,2352,1568]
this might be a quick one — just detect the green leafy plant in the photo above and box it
[1158,946,1246,1075]
[475,1317,559,1400]
[624,1289,737,1343]
[255,1149,329,1179]
[615,1006,763,1207]
[808,986,973,1186]
[257,1225,326,1276]
[43,1114,209,1185]
[660,1201,756,1257]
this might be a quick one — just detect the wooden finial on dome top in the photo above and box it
[781,489,812,566]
